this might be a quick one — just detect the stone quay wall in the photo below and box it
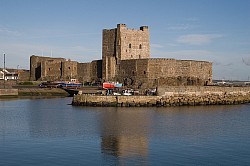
[72,86,250,107]
[0,89,18,96]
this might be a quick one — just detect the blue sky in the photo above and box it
[0,0,250,80]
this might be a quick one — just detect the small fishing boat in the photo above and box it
[59,82,82,88]
[58,79,82,88]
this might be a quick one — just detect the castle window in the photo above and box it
[144,71,146,74]
[139,44,142,49]
[129,43,131,48]
[68,67,70,70]
[49,68,50,71]
[131,55,133,58]
[139,55,141,59]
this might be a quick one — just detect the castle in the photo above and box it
[30,24,212,88]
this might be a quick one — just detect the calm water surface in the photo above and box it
[0,97,250,166]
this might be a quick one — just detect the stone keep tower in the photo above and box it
[102,24,150,81]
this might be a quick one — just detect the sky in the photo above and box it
[0,0,250,80]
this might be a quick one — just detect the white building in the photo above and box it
[0,69,19,80]
[0,71,4,80]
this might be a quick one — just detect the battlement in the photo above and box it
[179,59,212,64]
[116,24,149,32]
[150,58,176,61]
[140,26,149,31]
[117,23,127,28]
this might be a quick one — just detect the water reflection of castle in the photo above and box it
[101,136,148,158]
[27,104,150,159]
[100,107,150,158]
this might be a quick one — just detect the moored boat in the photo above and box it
[59,82,82,88]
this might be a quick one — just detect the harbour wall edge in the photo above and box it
[72,86,250,107]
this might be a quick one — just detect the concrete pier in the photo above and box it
[72,86,250,107]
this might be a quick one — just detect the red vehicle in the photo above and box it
[103,82,115,89]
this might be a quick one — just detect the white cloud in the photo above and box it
[176,34,223,45]
[151,43,164,48]
[167,24,193,30]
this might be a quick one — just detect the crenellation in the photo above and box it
[140,26,149,31]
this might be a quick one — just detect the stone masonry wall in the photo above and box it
[176,60,212,83]
[77,62,92,82]
[157,86,250,96]
[102,28,116,80]
[61,61,78,80]
[30,55,102,83]
[103,56,116,81]
[118,24,150,60]
[42,61,62,81]
[30,55,66,81]
[90,60,102,81]
[116,58,212,88]
[117,59,148,87]
[77,60,102,83]
[0,89,18,96]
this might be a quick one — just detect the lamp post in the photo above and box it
[16,65,19,82]
[3,53,5,89]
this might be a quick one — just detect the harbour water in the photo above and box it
[0,97,250,165]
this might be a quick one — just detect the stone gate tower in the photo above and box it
[102,24,150,81]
